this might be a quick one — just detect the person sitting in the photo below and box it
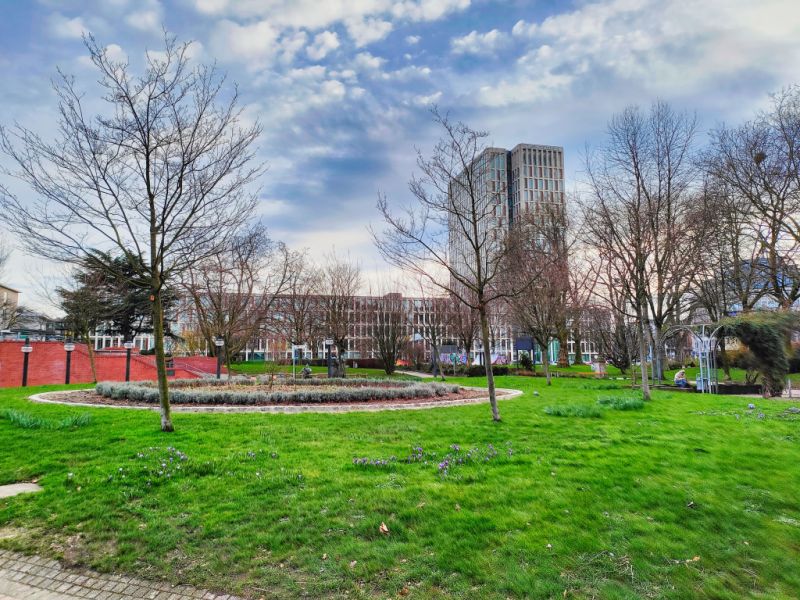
[301,363,313,379]
[674,369,689,388]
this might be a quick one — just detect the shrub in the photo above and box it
[543,405,603,418]
[720,311,799,396]
[95,379,461,405]
[467,365,509,377]
[518,352,533,371]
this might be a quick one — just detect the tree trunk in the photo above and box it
[82,331,98,383]
[152,288,174,431]
[572,327,584,366]
[543,341,551,386]
[336,342,347,378]
[651,326,664,383]
[719,337,731,381]
[478,306,500,421]
[557,329,569,367]
[431,342,445,381]
[638,317,651,401]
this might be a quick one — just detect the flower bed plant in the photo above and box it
[95,378,461,405]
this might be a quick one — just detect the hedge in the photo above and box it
[95,379,461,405]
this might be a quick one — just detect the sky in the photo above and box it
[1,0,799,311]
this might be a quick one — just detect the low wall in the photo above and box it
[0,341,219,387]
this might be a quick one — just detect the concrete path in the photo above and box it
[0,549,242,599]
[0,484,41,500]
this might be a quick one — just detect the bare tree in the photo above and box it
[689,179,768,379]
[0,242,23,331]
[583,101,704,398]
[373,110,533,421]
[367,290,409,375]
[705,86,800,309]
[321,253,361,377]
[415,281,450,380]
[269,255,323,355]
[587,261,640,376]
[506,207,570,385]
[448,294,480,368]
[182,224,293,377]
[0,35,262,430]
[56,265,113,382]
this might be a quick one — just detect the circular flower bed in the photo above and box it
[94,377,463,406]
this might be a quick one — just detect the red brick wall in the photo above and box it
[0,341,221,387]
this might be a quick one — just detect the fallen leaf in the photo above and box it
[455,504,461,511]
[379,522,389,535]
[350,560,357,568]
[322,553,328,560]
[546,543,552,550]
[399,586,410,596]
[416,501,426,509]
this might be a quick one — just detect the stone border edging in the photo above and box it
[28,387,523,414]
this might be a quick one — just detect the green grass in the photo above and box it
[543,404,604,418]
[0,408,92,430]
[597,396,646,411]
[1,378,800,598]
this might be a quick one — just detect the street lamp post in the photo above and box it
[64,338,75,384]
[324,337,334,378]
[123,340,135,382]
[21,337,33,387]
[214,337,225,380]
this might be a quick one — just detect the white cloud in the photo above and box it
[469,0,800,107]
[190,0,470,28]
[450,29,504,55]
[387,64,431,80]
[511,19,536,37]
[346,17,393,47]
[353,51,387,72]
[126,9,161,32]
[307,30,340,61]
[392,0,471,22]
[209,19,279,64]
[279,30,308,63]
[412,91,442,105]
[48,13,89,39]
[405,34,420,44]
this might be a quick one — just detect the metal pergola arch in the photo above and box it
[657,324,724,394]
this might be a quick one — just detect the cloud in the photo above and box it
[209,19,279,64]
[450,28,504,55]
[392,0,471,22]
[190,0,471,28]
[346,17,393,47]
[353,51,387,72]
[405,34,420,44]
[412,91,442,105]
[48,13,89,39]
[468,0,800,107]
[307,31,340,61]
[125,6,162,32]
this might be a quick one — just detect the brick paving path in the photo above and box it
[0,550,242,600]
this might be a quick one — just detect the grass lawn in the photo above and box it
[1,377,799,599]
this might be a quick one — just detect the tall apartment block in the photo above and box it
[508,144,565,221]
[447,143,565,284]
